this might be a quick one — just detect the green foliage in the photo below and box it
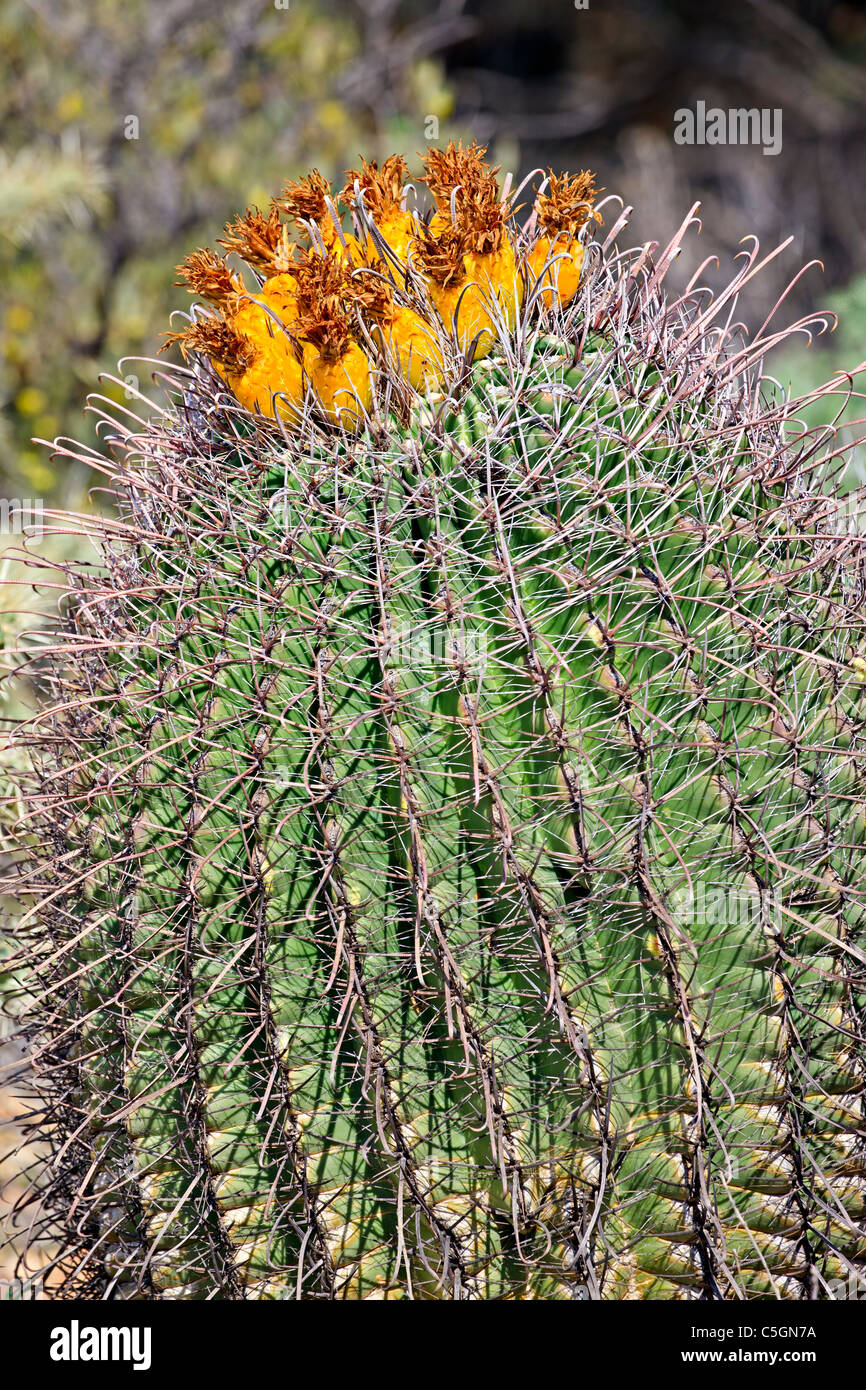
[0,147,108,250]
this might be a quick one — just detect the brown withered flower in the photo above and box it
[535,170,602,239]
[421,140,506,256]
[412,218,469,289]
[292,248,356,362]
[162,316,254,373]
[218,204,288,275]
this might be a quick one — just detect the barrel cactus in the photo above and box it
[5,143,866,1301]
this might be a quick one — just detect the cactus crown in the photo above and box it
[163,140,595,427]
[3,145,866,1303]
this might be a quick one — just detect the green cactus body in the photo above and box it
[5,150,866,1300]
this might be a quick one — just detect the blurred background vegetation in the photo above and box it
[2,0,866,1289]
[2,0,866,506]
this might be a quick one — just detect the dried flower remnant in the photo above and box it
[419,141,521,356]
[219,203,287,275]
[279,169,359,262]
[164,317,253,376]
[176,247,245,305]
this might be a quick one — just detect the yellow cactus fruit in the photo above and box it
[228,357,302,424]
[301,340,371,430]
[525,170,601,309]
[341,155,417,265]
[355,273,443,392]
[163,315,271,421]
[525,236,584,309]
[418,141,521,357]
[293,248,371,429]
[412,221,501,360]
[260,271,299,329]
[383,305,444,391]
[230,298,305,424]
[464,238,521,334]
[171,248,304,425]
